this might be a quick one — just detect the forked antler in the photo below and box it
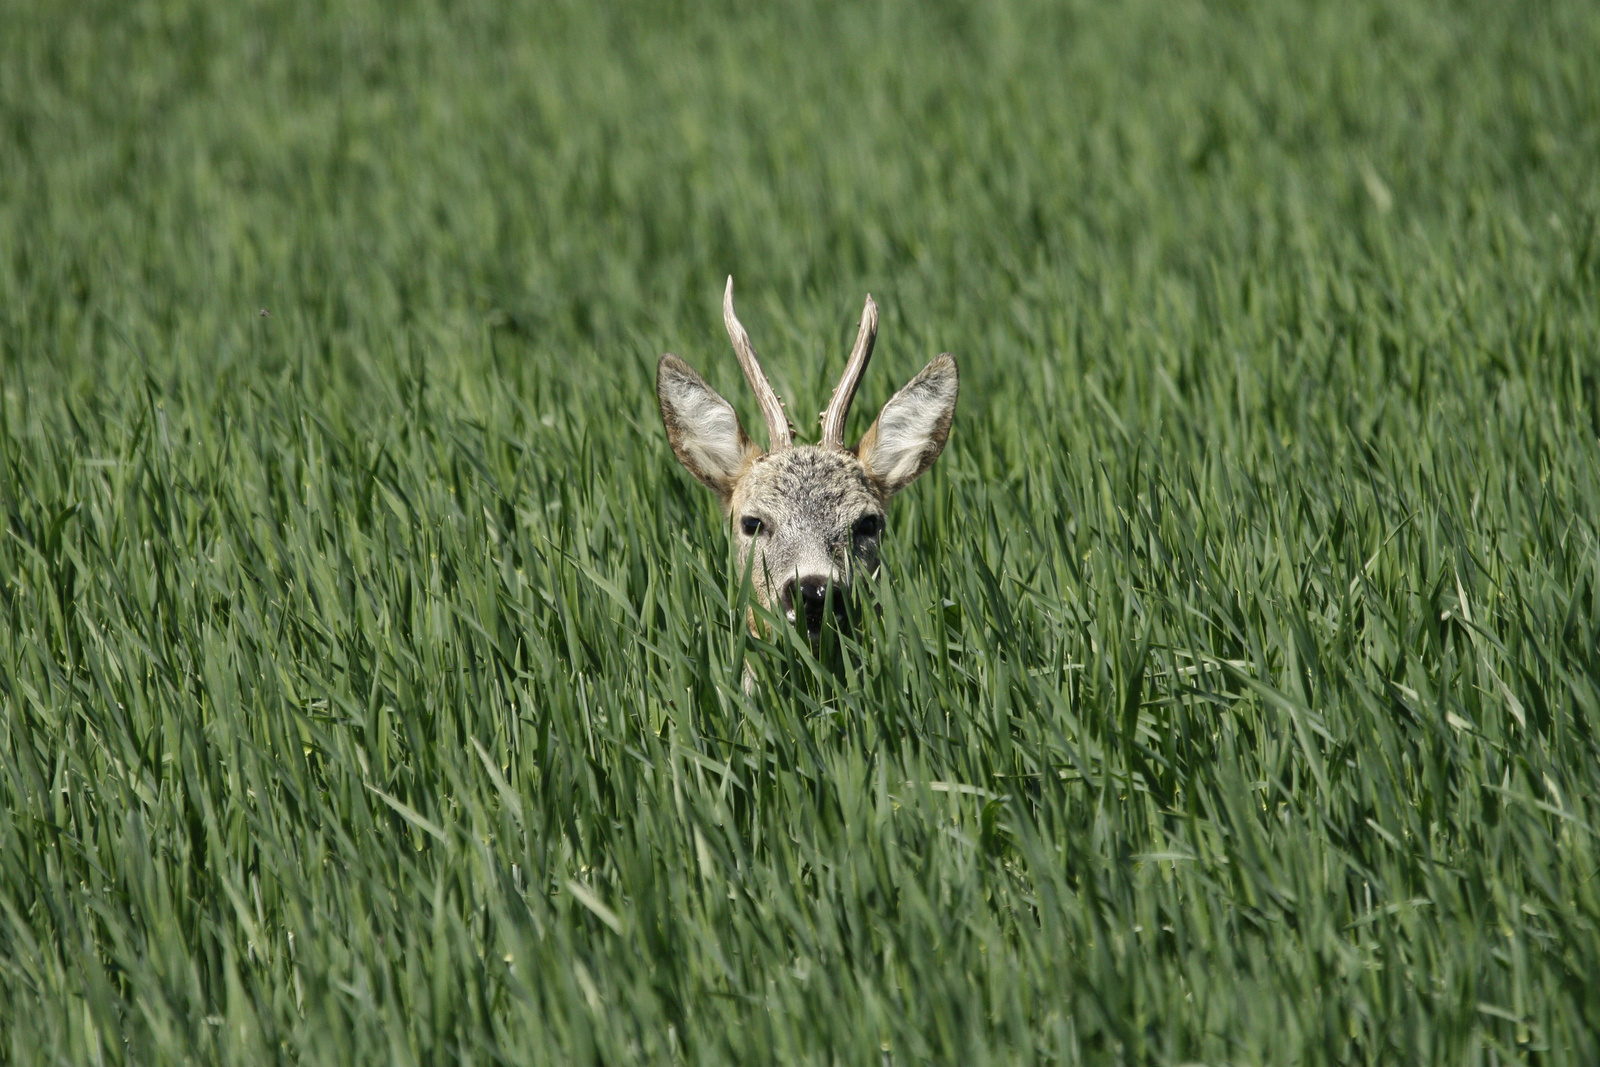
[819,295,878,450]
[723,277,793,451]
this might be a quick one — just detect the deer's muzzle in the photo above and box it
[781,576,850,639]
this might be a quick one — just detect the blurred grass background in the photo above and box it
[2,0,1600,1062]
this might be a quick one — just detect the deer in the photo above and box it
[657,277,958,641]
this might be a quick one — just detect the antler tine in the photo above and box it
[723,277,793,450]
[819,294,878,449]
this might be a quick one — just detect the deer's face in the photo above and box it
[730,447,886,635]
[658,279,958,640]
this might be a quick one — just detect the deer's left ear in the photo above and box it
[658,353,760,501]
[855,354,958,496]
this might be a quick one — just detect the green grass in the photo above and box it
[3,0,1600,1062]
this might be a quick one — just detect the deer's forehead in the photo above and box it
[736,448,880,516]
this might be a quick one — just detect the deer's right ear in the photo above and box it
[658,354,760,500]
[855,354,959,496]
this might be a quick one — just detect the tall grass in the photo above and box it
[3,0,1599,1062]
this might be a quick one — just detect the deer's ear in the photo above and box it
[658,354,759,499]
[855,354,958,496]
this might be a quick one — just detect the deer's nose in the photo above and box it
[782,576,844,636]
[798,576,829,609]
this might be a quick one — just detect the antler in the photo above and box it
[723,277,793,451]
[819,295,878,449]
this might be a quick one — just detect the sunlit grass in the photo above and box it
[3,0,1600,1062]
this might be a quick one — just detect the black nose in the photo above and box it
[798,575,829,609]
[782,577,846,635]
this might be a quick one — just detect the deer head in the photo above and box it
[658,278,958,639]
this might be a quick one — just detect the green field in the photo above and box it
[3,0,1600,1062]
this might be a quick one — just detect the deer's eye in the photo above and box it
[853,514,882,538]
[740,516,762,537]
